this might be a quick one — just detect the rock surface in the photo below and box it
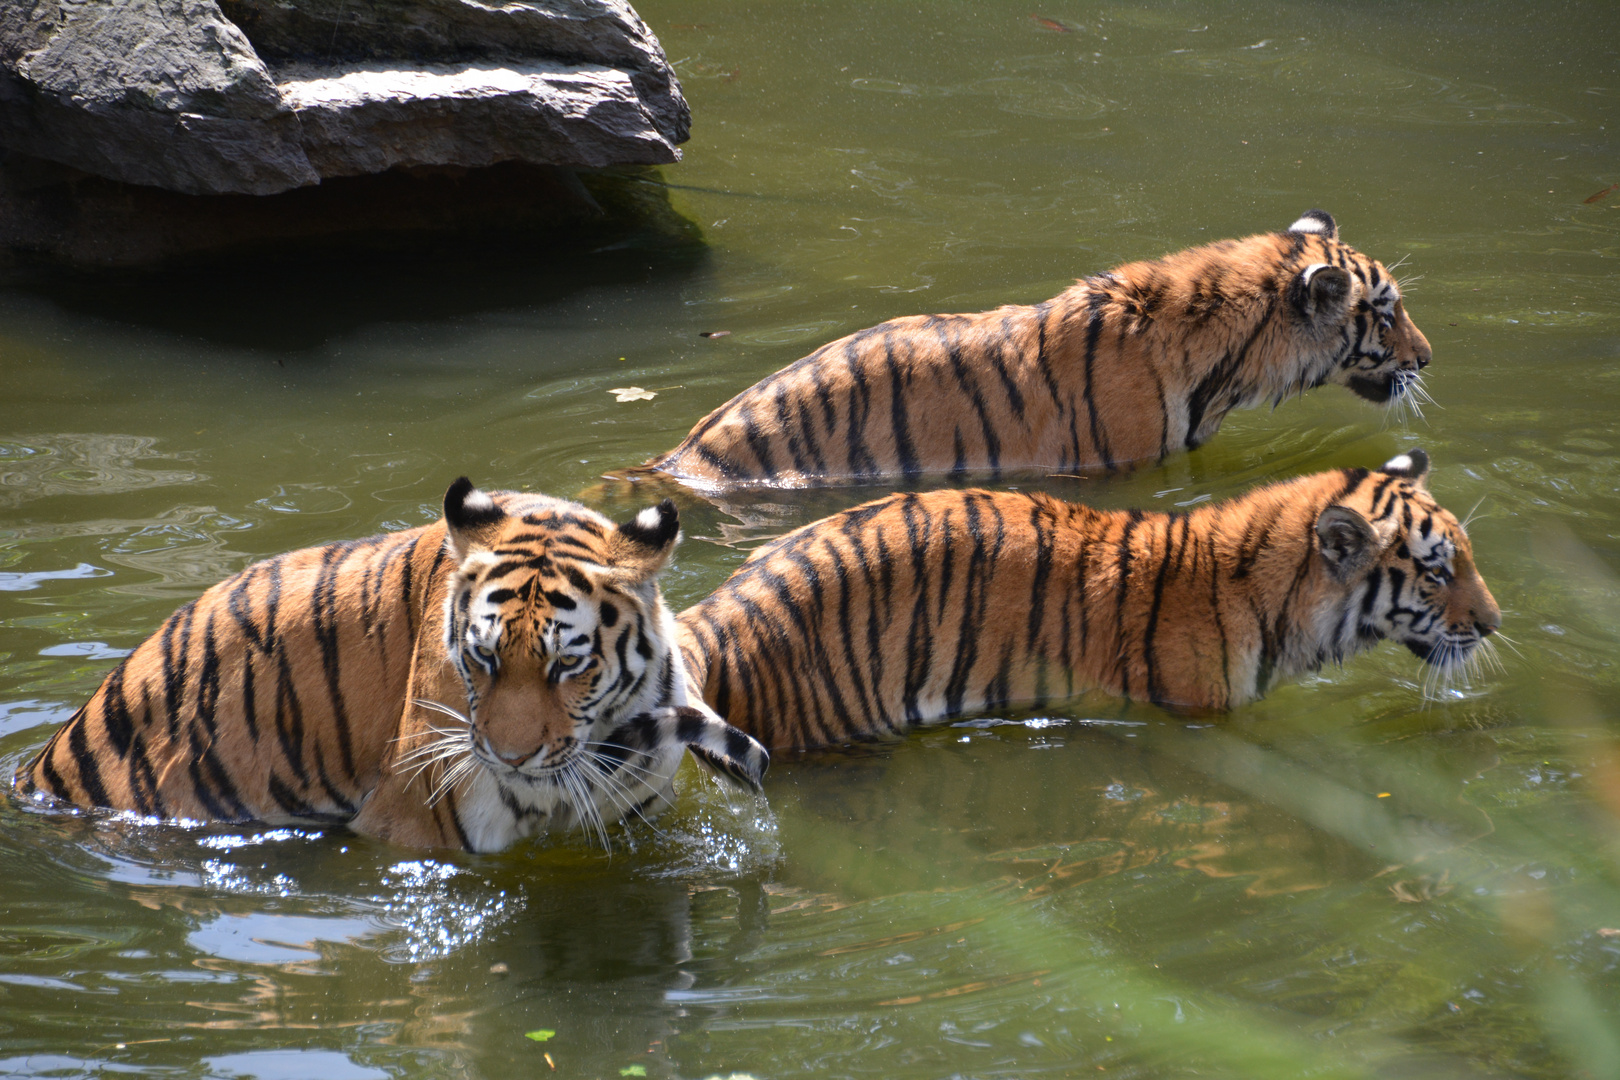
[0,0,688,196]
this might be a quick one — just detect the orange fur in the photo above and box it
[652,212,1431,489]
[16,483,766,851]
[677,452,1497,750]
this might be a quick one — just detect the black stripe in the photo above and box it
[1141,515,1184,705]
[1032,302,1062,406]
[1184,298,1278,449]
[885,336,921,480]
[312,543,359,780]
[1080,288,1115,469]
[676,710,706,744]
[100,659,135,757]
[67,718,111,807]
[1026,502,1055,653]
[841,338,879,479]
[1113,512,1143,695]
[160,600,198,740]
[939,319,1002,475]
[737,400,777,479]
[773,380,813,478]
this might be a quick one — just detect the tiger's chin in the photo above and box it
[1346,373,1398,403]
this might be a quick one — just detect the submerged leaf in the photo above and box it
[525,1029,556,1042]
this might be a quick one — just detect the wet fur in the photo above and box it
[677,453,1498,750]
[650,212,1432,489]
[16,484,767,852]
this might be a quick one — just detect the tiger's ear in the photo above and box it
[1315,504,1379,582]
[1380,448,1430,486]
[444,477,506,561]
[609,499,680,582]
[1288,209,1338,241]
[1293,262,1353,322]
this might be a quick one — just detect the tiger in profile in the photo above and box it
[677,450,1499,749]
[646,211,1431,489]
[15,480,768,852]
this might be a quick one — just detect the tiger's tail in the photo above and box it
[604,706,768,792]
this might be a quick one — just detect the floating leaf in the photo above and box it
[609,387,657,402]
[1030,14,1072,32]
[620,1067,648,1077]
[525,1029,556,1042]
[700,330,731,338]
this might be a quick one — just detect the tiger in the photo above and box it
[676,450,1499,750]
[14,479,768,852]
[645,210,1431,489]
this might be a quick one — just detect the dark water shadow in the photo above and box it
[1,168,711,352]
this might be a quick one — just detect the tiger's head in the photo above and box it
[1283,209,1433,408]
[417,479,765,843]
[1312,449,1501,691]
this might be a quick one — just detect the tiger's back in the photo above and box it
[16,525,448,826]
[651,211,1432,489]
[677,453,1499,750]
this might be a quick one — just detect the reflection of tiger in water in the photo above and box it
[16,480,767,852]
[647,211,1431,489]
[677,451,1499,750]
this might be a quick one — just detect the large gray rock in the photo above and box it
[218,0,688,148]
[0,0,317,194]
[0,0,688,196]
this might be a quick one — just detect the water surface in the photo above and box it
[2,1,1618,1076]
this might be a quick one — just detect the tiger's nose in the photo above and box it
[481,735,539,767]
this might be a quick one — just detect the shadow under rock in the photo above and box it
[0,162,709,351]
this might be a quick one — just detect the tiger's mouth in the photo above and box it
[1347,372,1397,403]
[1401,634,1477,665]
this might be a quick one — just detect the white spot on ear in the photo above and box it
[1301,262,1331,283]
[462,488,495,513]
[1290,215,1328,234]
[635,507,662,531]
[1383,454,1413,474]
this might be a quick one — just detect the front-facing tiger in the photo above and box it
[648,210,1431,489]
[677,450,1498,749]
[15,480,767,852]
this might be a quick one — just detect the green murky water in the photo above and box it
[2,1,1618,1076]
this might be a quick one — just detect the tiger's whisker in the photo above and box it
[411,698,472,725]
